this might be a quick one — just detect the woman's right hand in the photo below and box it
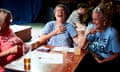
[7,45,22,54]
[54,24,66,35]
[85,28,96,36]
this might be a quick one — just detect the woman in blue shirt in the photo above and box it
[37,4,78,48]
[75,5,120,72]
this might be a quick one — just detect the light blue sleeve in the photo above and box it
[41,21,54,35]
[110,28,120,53]
[66,23,77,38]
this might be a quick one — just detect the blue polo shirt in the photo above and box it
[41,21,77,47]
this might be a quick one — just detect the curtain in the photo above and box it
[0,0,42,24]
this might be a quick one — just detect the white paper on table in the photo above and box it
[52,47,63,51]
[37,46,50,50]
[53,47,75,53]
[32,51,63,64]
[68,48,75,53]
[53,47,69,52]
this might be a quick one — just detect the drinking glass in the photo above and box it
[74,47,81,55]
[23,44,31,72]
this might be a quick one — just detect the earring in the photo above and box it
[104,22,106,26]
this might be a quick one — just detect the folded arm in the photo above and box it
[94,53,120,64]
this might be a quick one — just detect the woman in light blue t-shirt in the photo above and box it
[75,5,120,72]
[38,4,78,48]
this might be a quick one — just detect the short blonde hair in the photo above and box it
[93,6,106,18]
[93,4,112,19]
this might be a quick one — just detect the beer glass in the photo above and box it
[23,44,31,72]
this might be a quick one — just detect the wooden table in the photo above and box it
[5,46,86,72]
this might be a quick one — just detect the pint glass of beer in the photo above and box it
[23,44,31,72]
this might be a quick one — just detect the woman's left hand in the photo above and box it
[92,53,103,64]
[94,56,103,64]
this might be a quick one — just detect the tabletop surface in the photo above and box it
[5,45,86,72]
